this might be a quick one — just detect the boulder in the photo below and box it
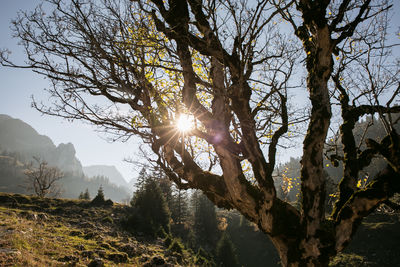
[87,258,104,267]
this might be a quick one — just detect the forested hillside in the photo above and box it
[275,115,400,206]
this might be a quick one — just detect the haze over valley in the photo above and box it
[0,114,132,202]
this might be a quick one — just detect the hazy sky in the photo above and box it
[0,1,399,183]
[0,1,142,182]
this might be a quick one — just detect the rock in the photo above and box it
[109,230,119,237]
[99,242,111,249]
[83,165,129,188]
[53,207,64,214]
[54,142,83,174]
[143,256,172,267]
[140,255,150,263]
[121,236,131,243]
[0,248,20,255]
[120,243,139,257]
[151,255,166,265]
[87,258,104,267]
[84,231,97,239]
[75,244,85,251]
[69,230,83,236]
[95,250,106,258]
[136,246,148,255]
[58,255,79,262]
[81,250,95,259]
[79,221,95,229]
[37,213,48,221]
[40,202,51,209]
[107,252,128,263]
[20,211,38,220]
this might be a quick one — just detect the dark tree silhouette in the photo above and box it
[79,188,91,200]
[130,178,171,234]
[192,191,220,252]
[83,188,90,200]
[215,232,240,267]
[23,156,64,198]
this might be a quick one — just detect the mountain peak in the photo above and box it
[0,114,83,174]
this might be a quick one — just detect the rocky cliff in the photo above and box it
[0,114,83,174]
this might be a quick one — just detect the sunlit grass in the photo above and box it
[0,193,199,266]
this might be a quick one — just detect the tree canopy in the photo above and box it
[1,0,400,265]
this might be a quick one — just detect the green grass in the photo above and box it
[330,253,366,267]
[0,192,198,266]
[362,221,395,230]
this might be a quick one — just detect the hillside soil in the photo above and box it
[0,193,194,267]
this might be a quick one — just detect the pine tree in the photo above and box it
[171,188,189,225]
[134,167,148,192]
[158,175,174,209]
[91,185,109,205]
[83,188,90,200]
[96,185,105,200]
[192,191,220,252]
[130,178,171,235]
[216,233,240,267]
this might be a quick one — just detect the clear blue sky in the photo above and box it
[0,1,399,182]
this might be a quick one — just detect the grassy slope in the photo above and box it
[1,192,399,267]
[0,193,195,267]
[330,210,400,267]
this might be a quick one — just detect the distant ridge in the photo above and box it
[0,114,130,202]
[0,114,82,174]
[83,165,129,188]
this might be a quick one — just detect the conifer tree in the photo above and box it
[157,173,174,210]
[192,191,219,252]
[216,233,240,267]
[91,185,107,205]
[83,188,90,200]
[134,167,148,192]
[130,178,171,235]
[96,185,105,200]
[171,188,189,225]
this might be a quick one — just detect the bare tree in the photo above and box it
[23,157,64,198]
[1,0,400,265]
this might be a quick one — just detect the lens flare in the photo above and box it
[176,114,193,133]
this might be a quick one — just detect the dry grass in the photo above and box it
[0,193,197,266]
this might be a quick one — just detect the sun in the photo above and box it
[176,114,193,133]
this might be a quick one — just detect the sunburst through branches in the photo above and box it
[176,114,194,133]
